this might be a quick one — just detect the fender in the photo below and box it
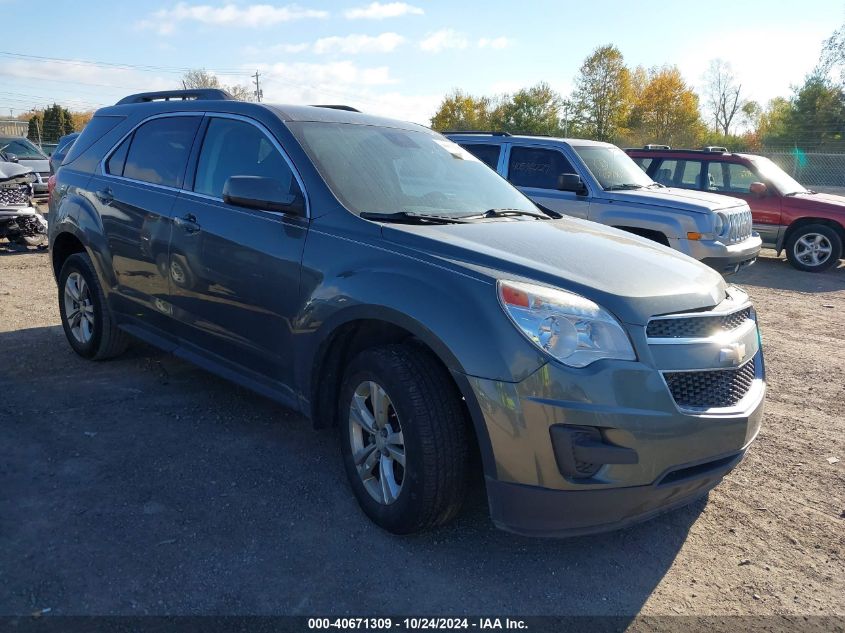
[590,205,688,240]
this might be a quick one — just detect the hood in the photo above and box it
[17,158,49,173]
[383,217,725,325]
[786,191,845,211]
[605,187,748,214]
[0,161,34,181]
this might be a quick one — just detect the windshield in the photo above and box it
[288,122,538,217]
[0,137,47,160]
[572,145,654,190]
[748,155,807,195]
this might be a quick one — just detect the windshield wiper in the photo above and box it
[646,182,666,188]
[359,211,472,224]
[604,183,646,191]
[784,190,812,196]
[477,208,548,220]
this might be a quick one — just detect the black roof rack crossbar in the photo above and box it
[116,89,233,105]
[311,105,361,112]
[443,130,512,136]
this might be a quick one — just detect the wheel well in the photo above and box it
[310,319,465,429]
[613,226,671,246]
[51,232,86,279]
[782,217,845,247]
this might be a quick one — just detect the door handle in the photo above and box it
[95,187,113,205]
[174,213,201,234]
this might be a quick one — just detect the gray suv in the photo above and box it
[448,133,762,275]
[49,90,765,536]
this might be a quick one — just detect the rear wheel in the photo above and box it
[785,224,842,272]
[338,344,469,534]
[58,253,129,359]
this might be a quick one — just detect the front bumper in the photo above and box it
[684,234,762,275]
[467,350,765,537]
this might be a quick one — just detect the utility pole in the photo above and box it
[252,71,263,102]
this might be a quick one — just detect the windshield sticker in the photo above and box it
[433,139,479,162]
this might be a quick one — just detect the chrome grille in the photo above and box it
[725,208,753,242]
[664,358,756,409]
[647,306,752,339]
[0,185,29,206]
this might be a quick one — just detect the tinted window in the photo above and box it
[194,117,298,199]
[631,156,653,172]
[460,144,500,169]
[508,147,575,189]
[106,136,130,176]
[679,160,703,188]
[123,117,200,188]
[62,116,125,167]
[0,137,46,160]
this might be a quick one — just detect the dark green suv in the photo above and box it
[48,90,765,536]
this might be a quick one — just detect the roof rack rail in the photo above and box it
[116,89,233,105]
[643,144,671,150]
[444,130,512,136]
[311,105,361,112]
[702,146,728,152]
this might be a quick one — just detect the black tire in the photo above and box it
[785,224,842,272]
[58,252,129,360]
[338,344,469,534]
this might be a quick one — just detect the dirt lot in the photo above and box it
[0,244,843,620]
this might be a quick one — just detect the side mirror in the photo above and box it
[749,181,767,197]
[222,176,305,215]
[5,153,19,163]
[557,173,587,194]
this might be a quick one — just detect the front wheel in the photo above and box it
[785,224,842,272]
[338,344,469,534]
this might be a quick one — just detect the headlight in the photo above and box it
[713,212,728,238]
[498,280,636,368]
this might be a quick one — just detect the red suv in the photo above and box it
[626,146,844,272]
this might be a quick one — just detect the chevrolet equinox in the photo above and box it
[48,90,766,536]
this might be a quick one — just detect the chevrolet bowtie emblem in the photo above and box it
[719,342,747,365]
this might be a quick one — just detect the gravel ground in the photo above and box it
[0,244,843,619]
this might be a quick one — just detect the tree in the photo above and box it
[628,65,705,146]
[703,59,744,137]
[27,113,43,143]
[430,89,492,131]
[26,104,75,144]
[789,76,845,149]
[572,44,631,141]
[180,69,253,101]
[490,83,563,135]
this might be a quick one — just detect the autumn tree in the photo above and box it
[430,89,492,131]
[27,104,75,144]
[180,69,253,101]
[628,66,705,146]
[703,59,744,137]
[490,83,563,135]
[572,44,631,141]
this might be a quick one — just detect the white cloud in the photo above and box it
[344,2,423,19]
[139,3,328,35]
[313,32,405,54]
[478,37,510,50]
[420,29,469,53]
[245,33,404,56]
[257,61,396,89]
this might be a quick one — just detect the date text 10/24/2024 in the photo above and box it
[308,618,528,630]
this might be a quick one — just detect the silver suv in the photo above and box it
[448,133,762,275]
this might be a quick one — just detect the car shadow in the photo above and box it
[1,325,700,620]
[731,250,845,293]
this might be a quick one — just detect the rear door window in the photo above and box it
[631,156,653,172]
[652,159,704,189]
[123,116,201,188]
[459,143,501,169]
[106,136,131,177]
[508,146,576,189]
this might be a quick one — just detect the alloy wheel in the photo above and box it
[794,233,833,267]
[348,380,406,505]
[63,272,95,344]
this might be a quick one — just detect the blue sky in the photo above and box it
[0,0,842,125]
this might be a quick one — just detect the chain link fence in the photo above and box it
[761,151,845,195]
